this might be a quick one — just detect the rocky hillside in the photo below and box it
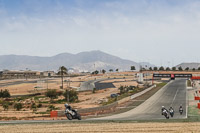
[0,50,140,72]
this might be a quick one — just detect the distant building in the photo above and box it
[0,70,41,79]
[41,71,56,77]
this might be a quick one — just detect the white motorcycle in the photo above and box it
[162,109,169,119]
[64,104,81,120]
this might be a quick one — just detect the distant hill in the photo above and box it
[175,63,200,70]
[0,50,141,72]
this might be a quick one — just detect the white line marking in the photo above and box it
[171,88,179,106]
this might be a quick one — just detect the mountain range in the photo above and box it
[0,50,142,72]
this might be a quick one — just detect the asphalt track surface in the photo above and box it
[92,79,187,120]
[80,78,135,91]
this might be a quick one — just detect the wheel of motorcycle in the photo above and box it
[66,113,73,120]
[77,114,81,120]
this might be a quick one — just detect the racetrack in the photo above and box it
[93,79,187,120]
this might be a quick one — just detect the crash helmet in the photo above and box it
[64,103,69,108]
[162,106,165,109]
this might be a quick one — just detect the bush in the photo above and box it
[0,89,11,98]
[92,88,96,93]
[45,89,58,99]
[3,103,9,111]
[14,103,23,111]
[63,90,78,103]
[31,103,37,109]
[37,103,42,108]
[48,105,56,111]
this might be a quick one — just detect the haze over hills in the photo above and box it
[175,63,200,70]
[0,50,141,72]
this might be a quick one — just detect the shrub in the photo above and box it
[0,89,11,98]
[37,103,42,108]
[92,88,96,93]
[14,103,23,111]
[63,90,78,103]
[48,105,56,111]
[31,103,37,109]
[3,103,9,111]
[45,89,58,99]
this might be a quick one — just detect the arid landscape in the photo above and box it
[1,0,200,132]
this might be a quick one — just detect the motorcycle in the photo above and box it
[169,109,174,117]
[179,107,183,115]
[65,108,81,120]
[162,109,169,119]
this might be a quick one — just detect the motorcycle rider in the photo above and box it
[169,106,174,117]
[161,106,168,115]
[64,103,81,120]
[65,103,71,110]
[179,104,183,115]
[161,106,169,119]
[64,103,74,115]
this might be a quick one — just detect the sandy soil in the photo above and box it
[0,122,200,133]
[0,76,86,95]
[0,73,146,119]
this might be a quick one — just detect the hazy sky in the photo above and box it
[0,0,200,66]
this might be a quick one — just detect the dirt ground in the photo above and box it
[0,122,200,133]
[0,74,140,119]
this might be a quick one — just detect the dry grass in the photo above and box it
[0,122,200,133]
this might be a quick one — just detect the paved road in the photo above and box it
[79,78,136,91]
[79,78,115,91]
[93,79,187,120]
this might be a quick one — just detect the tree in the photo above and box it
[198,67,200,71]
[92,70,99,75]
[94,70,99,74]
[185,67,189,71]
[116,69,119,72]
[159,66,165,71]
[153,67,158,71]
[109,69,113,72]
[192,68,196,71]
[63,90,78,102]
[14,103,23,111]
[142,67,146,71]
[166,67,171,71]
[58,66,68,89]
[178,66,183,71]
[149,67,153,71]
[45,89,58,100]
[102,69,106,74]
[172,67,176,71]
[131,66,136,71]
